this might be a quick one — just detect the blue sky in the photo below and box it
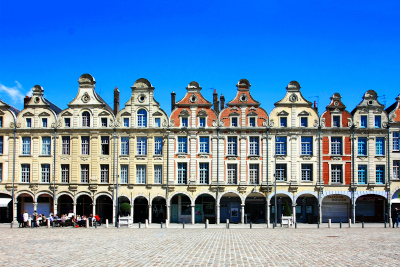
[1,1,399,114]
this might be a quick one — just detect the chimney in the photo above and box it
[220,94,225,110]
[24,96,30,109]
[113,87,120,116]
[213,89,219,113]
[171,91,176,112]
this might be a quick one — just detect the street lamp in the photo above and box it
[51,120,62,218]
[9,119,21,228]
[212,119,224,224]
[263,118,274,226]
[109,119,121,227]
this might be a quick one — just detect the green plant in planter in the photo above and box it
[282,201,292,216]
[120,203,131,214]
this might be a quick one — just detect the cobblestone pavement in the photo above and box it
[1,225,400,266]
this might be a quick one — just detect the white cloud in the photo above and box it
[0,81,28,104]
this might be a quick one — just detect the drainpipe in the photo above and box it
[388,123,391,225]
[11,123,16,227]
[217,127,220,224]
[53,128,57,217]
[116,135,119,226]
[166,128,170,221]
[274,133,278,226]
[318,124,322,224]
[113,129,116,226]
[352,126,355,224]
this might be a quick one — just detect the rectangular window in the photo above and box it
[123,118,129,127]
[227,164,237,184]
[0,163,2,182]
[358,165,367,184]
[358,137,367,156]
[178,137,187,153]
[280,117,287,127]
[249,137,259,155]
[22,137,31,155]
[301,164,312,181]
[81,136,90,155]
[331,137,342,155]
[101,136,110,155]
[231,117,238,127]
[332,116,340,127]
[300,117,308,127]
[155,118,161,127]
[121,137,129,155]
[101,118,107,127]
[275,164,287,181]
[154,165,162,184]
[199,117,206,127]
[0,117,2,128]
[331,165,342,183]
[137,137,147,155]
[178,163,187,184]
[62,136,70,155]
[249,164,259,184]
[61,165,69,183]
[199,137,209,153]
[376,165,385,184]
[276,136,287,155]
[100,165,109,183]
[42,137,51,155]
[26,118,31,128]
[199,163,209,184]
[81,165,89,183]
[249,117,256,127]
[376,137,385,156]
[64,118,70,127]
[42,118,47,128]
[41,164,50,183]
[301,137,312,155]
[120,165,128,184]
[393,132,400,151]
[21,164,30,183]
[0,136,3,154]
[375,116,381,128]
[360,115,367,128]
[182,118,188,127]
[227,137,237,155]
[393,161,400,180]
[154,137,163,155]
[136,165,146,184]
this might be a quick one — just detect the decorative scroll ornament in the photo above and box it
[51,120,62,129]
[81,92,90,103]
[212,119,224,127]
[313,118,325,128]
[9,122,21,129]
[109,119,121,128]
[263,119,274,128]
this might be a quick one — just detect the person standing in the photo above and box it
[23,210,28,228]
[392,207,399,228]
[32,210,38,228]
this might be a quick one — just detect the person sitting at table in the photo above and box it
[78,215,87,227]
[37,214,42,227]
[42,214,47,226]
[71,215,78,227]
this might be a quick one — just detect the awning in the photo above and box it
[391,199,400,204]
[0,198,12,207]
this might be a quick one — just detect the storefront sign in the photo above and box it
[324,195,350,202]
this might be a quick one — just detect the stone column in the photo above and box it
[73,202,76,215]
[241,204,245,224]
[292,204,296,224]
[92,203,95,216]
[112,201,115,224]
[148,205,152,224]
[130,203,134,220]
[191,205,195,224]
[216,204,220,225]
[33,202,37,211]
[13,200,18,223]
[266,199,270,225]
[166,204,170,223]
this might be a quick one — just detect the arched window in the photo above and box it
[82,111,90,127]
[137,109,147,127]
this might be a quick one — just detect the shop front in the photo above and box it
[245,193,266,223]
[322,194,350,223]
[194,194,215,224]
[356,194,386,223]
[170,194,191,223]
[220,193,242,223]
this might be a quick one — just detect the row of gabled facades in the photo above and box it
[1,74,400,225]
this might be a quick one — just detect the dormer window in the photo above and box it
[280,117,287,127]
[231,117,238,127]
[64,118,71,127]
[101,118,107,127]
[300,117,308,127]
[182,118,188,127]
[42,118,48,128]
[0,117,3,128]
[332,116,340,127]
[123,118,129,127]
[375,116,381,128]
[249,117,256,127]
[199,117,206,127]
[82,111,90,127]
[137,109,147,127]
[361,116,367,128]
[154,118,161,127]
[26,118,32,128]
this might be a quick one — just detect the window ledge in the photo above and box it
[19,155,32,157]
[375,155,385,158]
[331,156,342,161]
[300,155,313,159]
[119,154,129,157]
[39,155,52,157]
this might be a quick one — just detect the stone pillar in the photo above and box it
[112,201,115,224]
[166,204,170,223]
[352,203,356,225]
[216,204,220,225]
[92,203,95,216]
[13,200,18,223]
[191,205,195,224]
[130,203,134,220]
[292,204,296,224]
[148,205,152,224]
[73,202,76,215]
[33,202,37,212]
[266,199,270,225]
[241,204,245,224]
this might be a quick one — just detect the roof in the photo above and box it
[385,101,397,114]
[94,92,114,114]
[44,98,63,115]
[9,106,21,116]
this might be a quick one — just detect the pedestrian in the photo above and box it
[23,210,28,228]
[32,210,38,228]
[392,207,399,228]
